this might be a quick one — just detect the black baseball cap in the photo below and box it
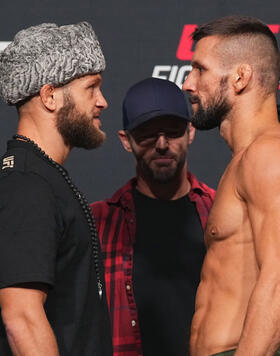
[122,77,190,130]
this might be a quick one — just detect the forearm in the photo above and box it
[235,275,280,355]
[3,313,59,356]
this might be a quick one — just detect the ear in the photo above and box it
[187,123,196,145]
[39,84,57,111]
[118,130,133,152]
[233,64,252,94]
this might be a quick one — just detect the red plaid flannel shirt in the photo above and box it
[91,172,215,356]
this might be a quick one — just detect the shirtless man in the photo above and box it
[183,15,280,356]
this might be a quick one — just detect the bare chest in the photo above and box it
[205,159,250,247]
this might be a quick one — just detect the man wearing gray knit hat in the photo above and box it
[0,22,113,356]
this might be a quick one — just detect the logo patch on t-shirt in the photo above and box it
[2,155,14,169]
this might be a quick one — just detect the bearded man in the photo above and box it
[0,22,112,355]
[91,77,215,356]
[183,15,280,356]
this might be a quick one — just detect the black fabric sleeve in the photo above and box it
[0,171,62,289]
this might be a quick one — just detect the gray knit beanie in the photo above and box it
[0,21,106,105]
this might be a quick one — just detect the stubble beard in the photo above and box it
[190,77,232,131]
[57,93,106,149]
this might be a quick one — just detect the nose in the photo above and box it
[155,134,169,152]
[96,90,108,110]
[182,70,195,93]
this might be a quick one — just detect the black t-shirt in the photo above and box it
[0,140,112,356]
[132,188,205,356]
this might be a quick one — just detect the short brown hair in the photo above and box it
[192,16,279,94]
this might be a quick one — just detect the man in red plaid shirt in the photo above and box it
[91,78,215,356]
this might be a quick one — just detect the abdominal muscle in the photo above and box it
[190,235,259,356]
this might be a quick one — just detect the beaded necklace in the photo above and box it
[13,134,103,299]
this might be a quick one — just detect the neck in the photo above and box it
[17,116,70,165]
[219,93,278,155]
[136,163,191,200]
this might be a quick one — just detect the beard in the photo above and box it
[137,153,186,184]
[190,77,232,131]
[57,93,106,149]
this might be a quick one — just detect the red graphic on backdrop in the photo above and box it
[176,25,197,61]
[176,24,280,61]
[268,24,280,34]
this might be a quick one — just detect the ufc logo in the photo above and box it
[2,156,14,170]
[176,24,280,61]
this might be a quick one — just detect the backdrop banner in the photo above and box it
[0,0,279,201]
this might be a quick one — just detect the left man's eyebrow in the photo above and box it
[86,76,102,86]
